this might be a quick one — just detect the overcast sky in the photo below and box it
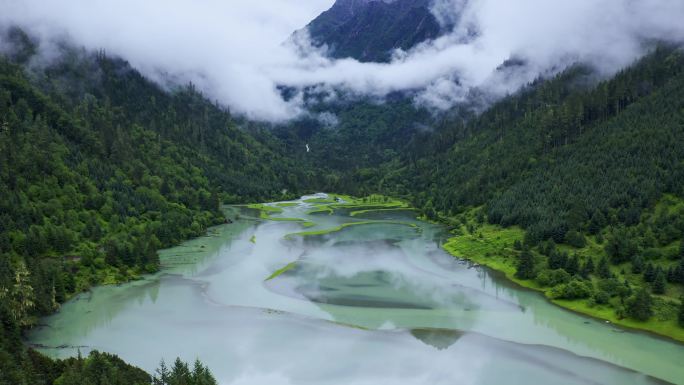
[1,0,683,122]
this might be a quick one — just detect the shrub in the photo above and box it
[565,230,586,248]
[550,279,593,300]
[593,290,610,305]
[536,269,571,287]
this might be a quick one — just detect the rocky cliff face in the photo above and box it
[303,0,443,62]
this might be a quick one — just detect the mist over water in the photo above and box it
[27,196,684,385]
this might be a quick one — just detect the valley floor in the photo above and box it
[254,192,684,343]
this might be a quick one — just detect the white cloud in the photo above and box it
[1,0,683,122]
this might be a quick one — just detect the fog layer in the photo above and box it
[1,0,683,121]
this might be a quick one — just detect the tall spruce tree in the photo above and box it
[515,247,536,280]
[597,257,611,279]
[627,289,653,321]
[652,269,667,295]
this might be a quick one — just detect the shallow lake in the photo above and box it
[28,195,684,385]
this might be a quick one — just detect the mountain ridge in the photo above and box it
[303,0,446,62]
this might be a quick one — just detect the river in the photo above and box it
[27,194,684,385]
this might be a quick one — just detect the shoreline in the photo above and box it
[442,240,684,344]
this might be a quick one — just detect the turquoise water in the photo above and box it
[28,195,684,385]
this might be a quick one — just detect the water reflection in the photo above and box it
[27,196,684,385]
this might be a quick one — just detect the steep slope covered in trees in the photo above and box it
[411,47,684,239]
[261,45,684,336]
[353,46,684,336]
[0,35,314,383]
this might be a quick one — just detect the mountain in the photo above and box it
[303,0,446,62]
[2,24,684,384]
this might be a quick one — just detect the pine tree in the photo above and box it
[513,239,522,250]
[626,288,653,321]
[154,359,170,385]
[565,254,580,275]
[565,230,586,248]
[515,247,536,280]
[643,263,656,283]
[667,267,676,283]
[676,260,684,284]
[597,257,611,278]
[154,358,217,385]
[652,268,667,295]
[170,357,192,384]
[631,255,644,274]
[588,211,606,235]
[548,250,567,270]
[192,359,218,385]
[580,257,595,279]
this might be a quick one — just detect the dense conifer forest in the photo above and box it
[1,26,684,383]
[343,45,684,335]
[0,30,309,384]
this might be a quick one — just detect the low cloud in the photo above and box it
[1,0,683,122]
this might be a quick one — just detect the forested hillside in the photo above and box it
[264,45,684,336]
[341,46,684,336]
[0,31,313,384]
[273,97,433,175]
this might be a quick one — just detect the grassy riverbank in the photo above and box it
[302,194,410,215]
[247,203,315,227]
[442,207,684,343]
[284,220,419,240]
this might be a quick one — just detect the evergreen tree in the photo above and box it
[597,257,611,279]
[676,260,684,284]
[540,239,557,257]
[667,267,677,283]
[588,211,606,235]
[652,268,667,295]
[515,247,536,280]
[153,360,170,385]
[565,254,580,276]
[191,359,218,385]
[679,297,684,327]
[626,289,653,321]
[152,358,217,385]
[169,357,192,385]
[513,239,522,251]
[595,232,604,244]
[580,257,595,279]
[621,279,633,300]
[643,263,656,283]
[548,250,567,270]
[631,255,645,274]
[54,351,151,385]
[605,227,637,264]
[565,230,586,248]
